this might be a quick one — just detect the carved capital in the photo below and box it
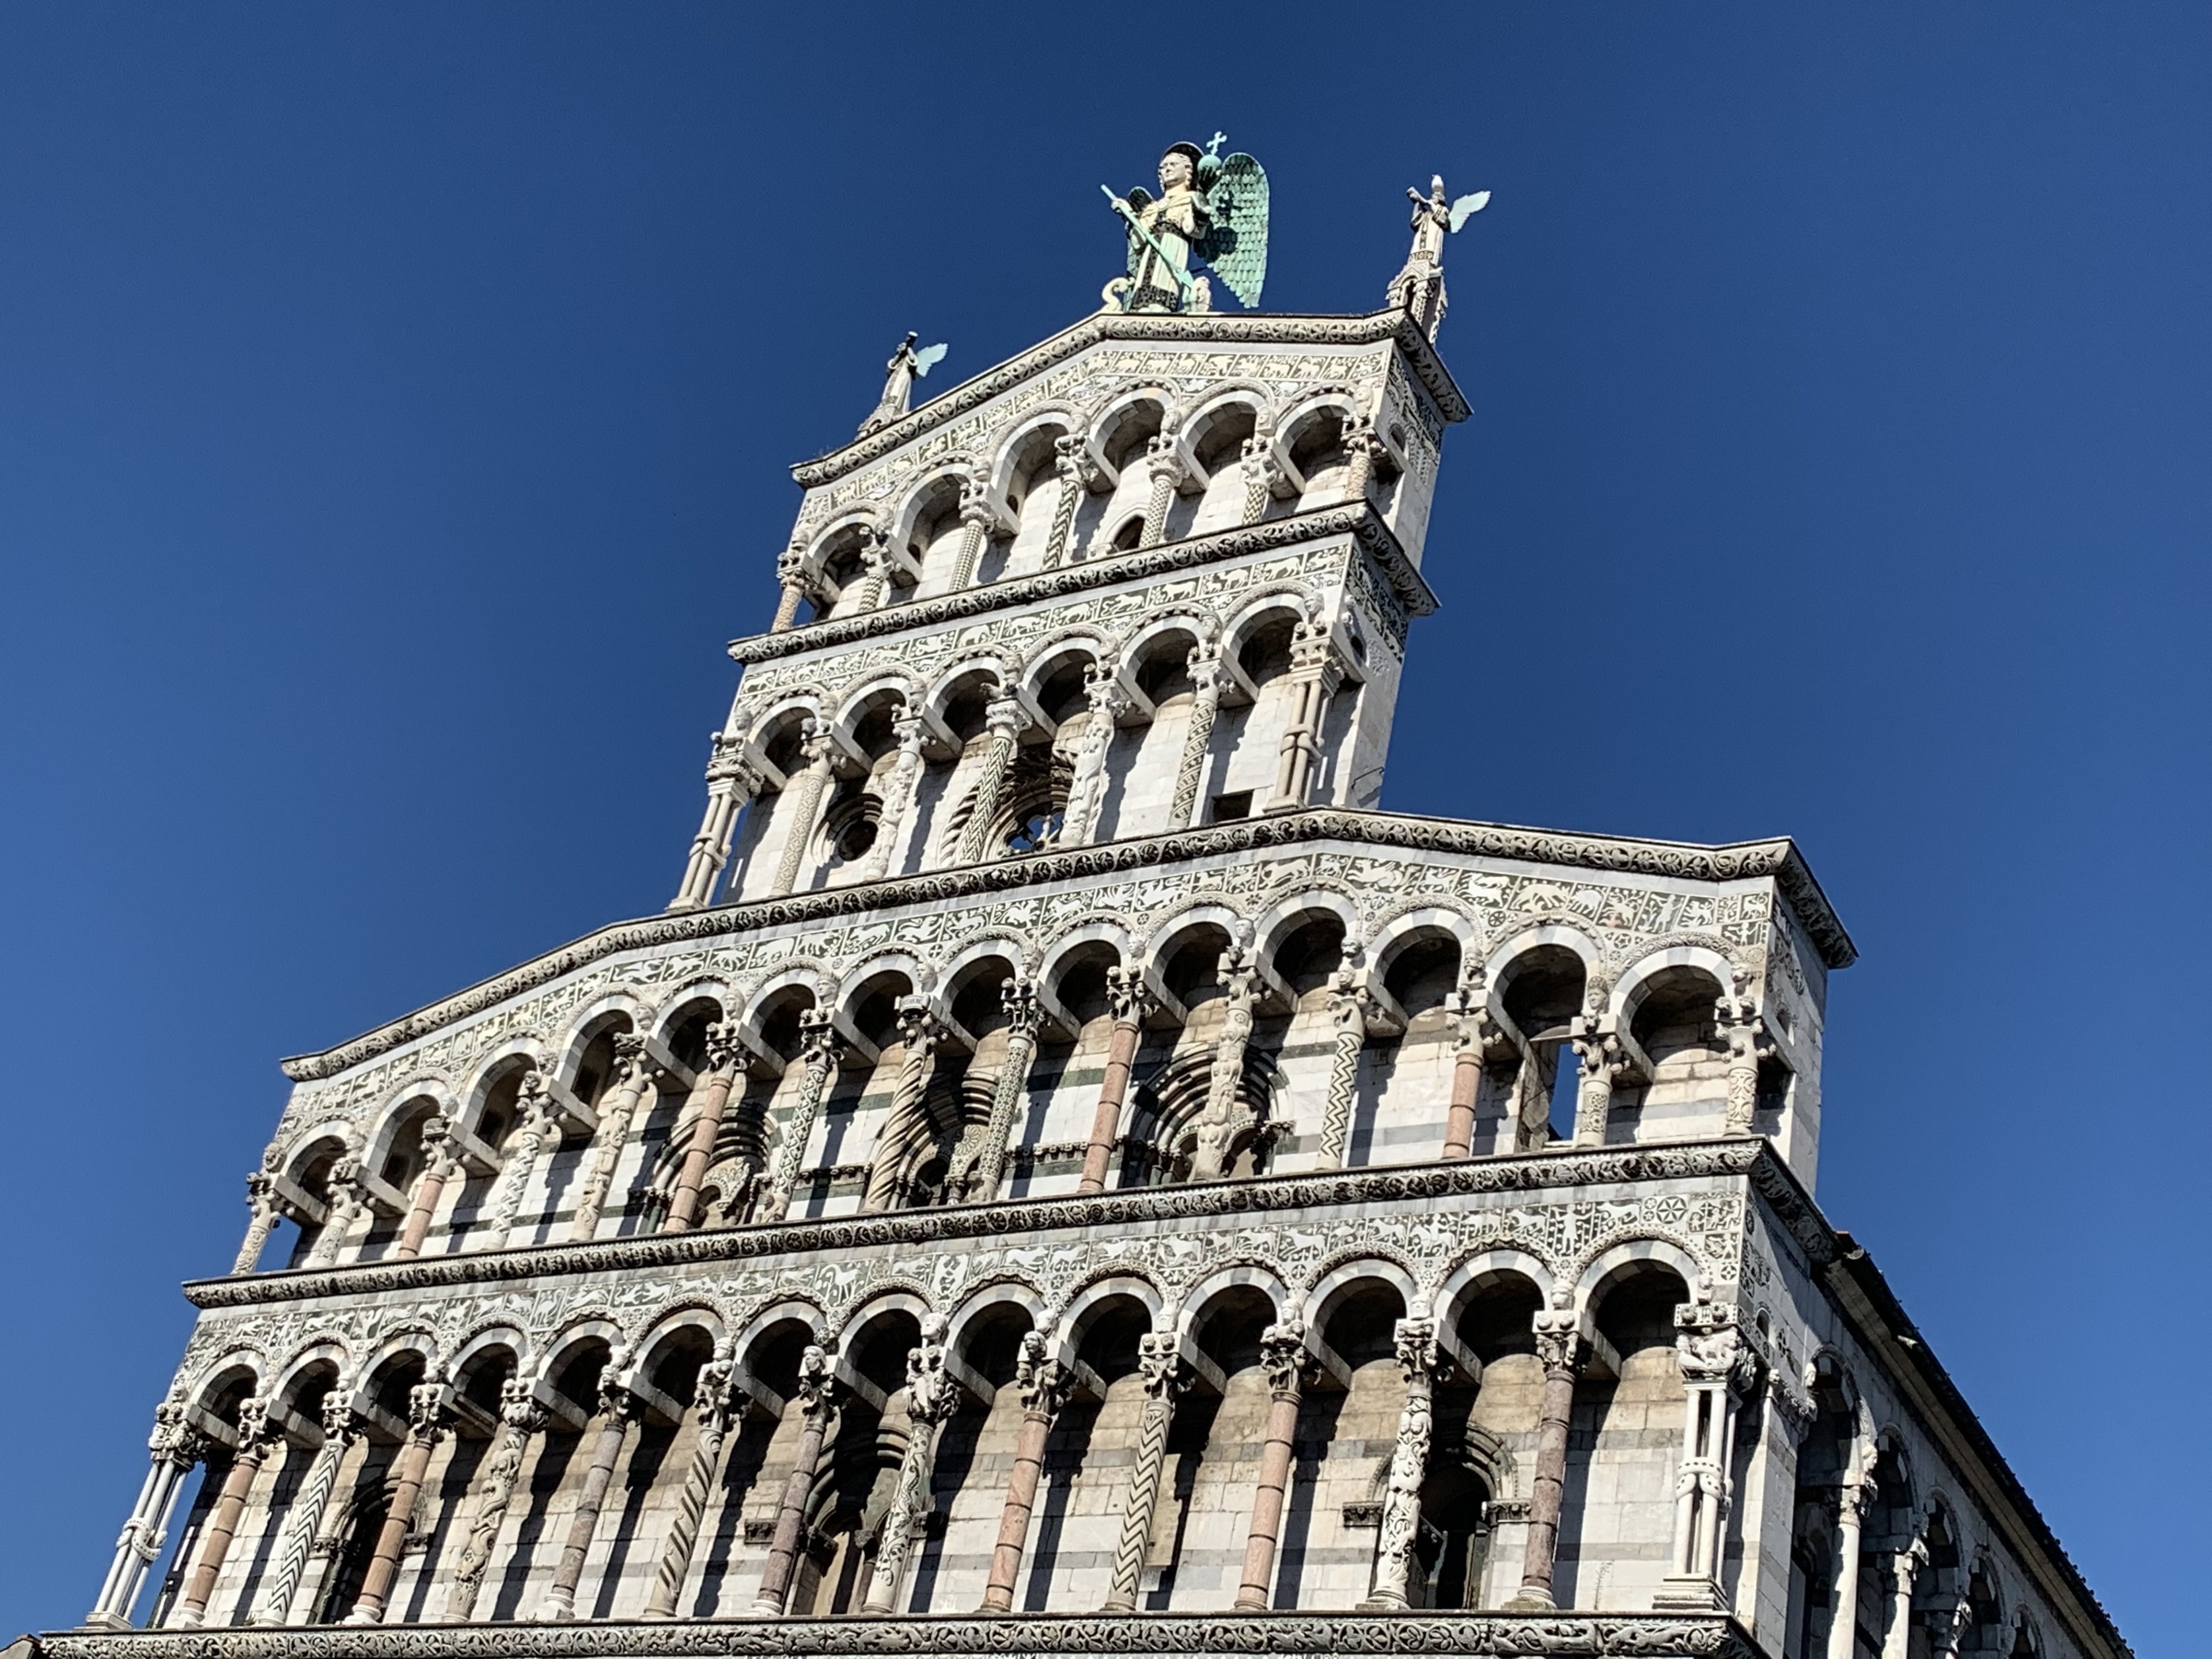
[1260,1318,1311,1399]
[497,1376,547,1435]
[1531,1309,1583,1373]
[796,1344,834,1420]
[999,976,1043,1037]
[1135,1331,1186,1400]
[1392,1317,1440,1381]
[701,1020,745,1077]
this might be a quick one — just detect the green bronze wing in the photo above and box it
[1196,153,1268,308]
[1122,185,1155,281]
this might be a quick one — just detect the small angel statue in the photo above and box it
[1101,134,1268,315]
[1388,175,1489,340]
[859,331,948,437]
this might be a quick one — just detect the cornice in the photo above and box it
[33,1612,1758,1659]
[184,1139,1777,1309]
[790,309,1473,488]
[730,505,1433,666]
[277,815,1852,1082]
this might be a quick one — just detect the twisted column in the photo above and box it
[1881,1540,1928,1659]
[1139,435,1186,547]
[671,738,763,911]
[643,1353,737,1618]
[1570,1024,1624,1147]
[300,1158,365,1270]
[1234,1320,1310,1610]
[663,1023,744,1233]
[1059,670,1130,848]
[174,1398,275,1626]
[88,1396,204,1629]
[232,1166,281,1274]
[1238,436,1282,525]
[847,531,892,613]
[754,1013,843,1224]
[980,1332,1069,1612]
[768,722,835,898]
[1364,1319,1438,1609]
[971,980,1044,1202]
[1441,992,1487,1160]
[1168,652,1223,829]
[487,1073,556,1248]
[1101,1332,1184,1612]
[1043,437,1093,569]
[1658,1308,1755,1611]
[1078,968,1150,1194]
[862,1315,957,1615]
[950,486,995,590]
[862,1003,941,1212]
[445,1378,546,1621]
[770,547,811,633]
[750,1346,833,1615]
[954,697,1027,865]
[250,1385,358,1626]
[1188,954,1257,1181]
[1827,1473,1876,1659]
[393,1118,459,1260]
[856,713,927,882]
[569,1033,650,1242]
[1508,1310,1584,1609]
[345,1384,448,1623]
[540,1370,636,1620]
[1316,979,1368,1167]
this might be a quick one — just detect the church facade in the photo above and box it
[49,151,2123,1659]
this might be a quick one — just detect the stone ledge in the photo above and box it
[184,1139,1815,1310]
[31,1610,1761,1659]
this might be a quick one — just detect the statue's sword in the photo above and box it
[1102,187,1196,303]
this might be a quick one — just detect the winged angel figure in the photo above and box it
[1101,136,1268,315]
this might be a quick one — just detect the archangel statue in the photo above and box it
[858,331,948,437]
[1387,175,1488,340]
[1101,135,1268,315]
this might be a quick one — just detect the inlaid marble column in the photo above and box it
[173,1398,275,1627]
[1570,1023,1624,1147]
[750,1346,834,1615]
[1059,671,1130,849]
[846,529,892,613]
[569,1032,650,1242]
[954,697,1027,865]
[1234,1320,1310,1610]
[949,484,996,590]
[980,1332,1069,1612]
[1440,991,1486,1160]
[643,1353,737,1618]
[1188,953,1257,1181]
[862,1315,957,1615]
[769,722,835,898]
[1316,978,1368,1168]
[1363,1319,1438,1609]
[855,713,927,882]
[971,980,1044,1201]
[770,547,812,633]
[1078,968,1150,1194]
[232,1165,282,1274]
[346,1384,448,1623]
[663,1022,743,1233]
[1827,1472,1877,1659]
[1658,1309,1753,1611]
[1238,435,1282,525]
[1043,437,1093,569]
[1168,651,1223,830]
[393,1117,459,1260]
[754,1012,843,1224]
[444,1378,546,1620]
[1881,1540,1928,1659]
[1507,1310,1584,1610]
[671,739,764,911]
[540,1370,637,1620]
[300,1158,366,1270]
[1267,628,1342,812]
[1139,435,1187,547]
[1100,1331,1185,1612]
[250,1385,359,1626]
[487,1073,556,1248]
[86,1396,204,1630]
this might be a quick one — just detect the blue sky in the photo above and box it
[2,2,2205,1646]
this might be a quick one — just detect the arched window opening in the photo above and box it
[1236,615,1297,688]
[1098,401,1164,475]
[1623,967,1727,1142]
[794,1312,919,1615]
[1286,412,1349,509]
[1497,946,1587,1147]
